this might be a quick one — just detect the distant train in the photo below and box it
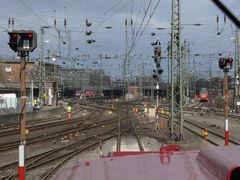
[198,88,209,102]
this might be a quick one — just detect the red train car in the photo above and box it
[199,88,209,102]
[85,90,95,97]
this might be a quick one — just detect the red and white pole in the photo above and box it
[19,145,25,180]
[99,140,103,158]
[19,54,27,180]
[225,119,229,146]
[224,70,229,146]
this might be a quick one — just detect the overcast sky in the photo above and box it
[0,0,239,80]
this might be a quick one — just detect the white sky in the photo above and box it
[0,0,239,80]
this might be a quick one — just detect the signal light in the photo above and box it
[218,57,233,71]
[218,58,225,69]
[227,58,233,63]
[226,57,233,69]
[27,33,33,38]
[11,33,17,38]
[158,68,163,75]
[153,74,158,79]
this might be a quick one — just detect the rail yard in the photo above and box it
[0,98,239,179]
[1,0,240,179]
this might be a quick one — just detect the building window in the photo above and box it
[5,65,12,72]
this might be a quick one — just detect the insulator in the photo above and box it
[87,40,92,44]
[86,19,92,27]
[8,18,10,26]
[125,18,127,26]
[64,18,66,27]
[12,18,14,26]
[131,18,133,25]
[54,19,56,26]
[86,30,92,36]
[224,15,226,23]
[216,15,219,22]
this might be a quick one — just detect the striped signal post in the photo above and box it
[8,30,37,180]
[19,53,27,180]
[224,70,229,145]
[218,57,233,146]
[19,145,25,180]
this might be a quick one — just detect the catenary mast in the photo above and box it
[170,0,183,140]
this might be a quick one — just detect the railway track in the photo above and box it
[4,99,236,179]
[1,100,147,179]
[0,114,123,179]
[183,118,240,146]
[159,110,240,146]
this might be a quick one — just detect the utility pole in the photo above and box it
[170,0,183,141]
[167,42,171,100]
[123,18,128,98]
[100,60,103,96]
[39,27,47,106]
[234,27,240,112]
[209,62,212,100]
[182,39,187,105]
[186,42,190,100]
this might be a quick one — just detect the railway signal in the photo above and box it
[218,57,233,71]
[8,30,37,52]
[8,30,37,180]
[218,57,233,146]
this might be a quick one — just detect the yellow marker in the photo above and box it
[160,122,164,129]
[202,129,208,137]
[25,129,29,135]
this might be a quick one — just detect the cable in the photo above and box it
[19,0,63,45]
[127,0,161,56]
[92,0,132,31]
[19,0,50,26]
[92,0,123,23]
[0,25,8,32]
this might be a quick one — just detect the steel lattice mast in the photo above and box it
[170,0,183,140]
[39,27,46,102]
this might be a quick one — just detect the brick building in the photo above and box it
[0,59,59,106]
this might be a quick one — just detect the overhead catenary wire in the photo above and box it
[92,0,132,31]
[127,0,161,57]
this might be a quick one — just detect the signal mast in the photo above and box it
[8,30,37,180]
[218,57,233,146]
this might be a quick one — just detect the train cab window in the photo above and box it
[5,65,12,72]
[231,167,240,180]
